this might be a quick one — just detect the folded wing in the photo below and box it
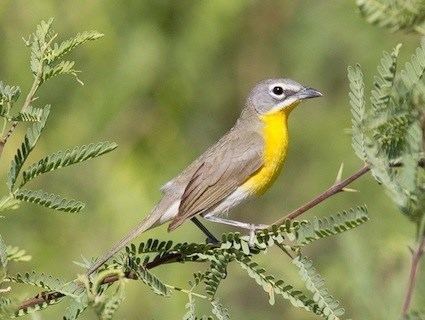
[168,130,263,231]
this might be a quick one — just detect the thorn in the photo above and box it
[335,162,344,183]
[408,246,414,255]
[74,74,84,86]
[342,187,359,193]
[22,36,31,46]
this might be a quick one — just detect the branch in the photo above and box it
[401,234,425,318]
[17,251,185,312]
[271,158,425,226]
[17,163,373,314]
[272,164,371,225]
[18,159,425,310]
[0,47,44,158]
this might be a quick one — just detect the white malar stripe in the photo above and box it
[266,96,298,114]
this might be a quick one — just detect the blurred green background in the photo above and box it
[0,1,423,319]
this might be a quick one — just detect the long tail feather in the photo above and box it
[87,212,160,275]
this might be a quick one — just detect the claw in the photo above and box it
[249,226,256,247]
[248,224,270,247]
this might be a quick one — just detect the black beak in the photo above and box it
[295,87,323,100]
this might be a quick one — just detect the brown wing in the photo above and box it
[168,131,263,231]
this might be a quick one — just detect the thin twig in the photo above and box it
[401,234,425,318]
[0,47,44,158]
[16,250,185,312]
[271,159,425,225]
[272,164,371,225]
[2,73,41,142]
[1,122,18,144]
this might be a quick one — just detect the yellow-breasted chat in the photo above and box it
[88,78,322,274]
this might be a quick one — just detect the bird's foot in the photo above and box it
[248,224,269,247]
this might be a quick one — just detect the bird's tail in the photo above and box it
[86,209,161,275]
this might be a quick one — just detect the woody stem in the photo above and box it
[272,164,370,225]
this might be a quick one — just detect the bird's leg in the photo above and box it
[203,215,268,246]
[203,215,268,230]
[190,217,219,244]
[249,226,256,246]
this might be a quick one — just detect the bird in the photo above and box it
[87,78,322,275]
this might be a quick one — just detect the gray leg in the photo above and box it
[191,217,219,244]
[203,214,268,230]
[203,214,269,246]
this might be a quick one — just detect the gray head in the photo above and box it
[247,78,322,114]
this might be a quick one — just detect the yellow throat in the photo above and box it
[243,104,297,195]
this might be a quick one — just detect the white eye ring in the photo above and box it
[269,84,286,99]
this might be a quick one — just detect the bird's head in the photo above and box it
[247,78,322,115]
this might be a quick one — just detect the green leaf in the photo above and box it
[356,0,425,33]
[0,195,20,212]
[6,245,32,263]
[236,255,321,316]
[204,254,229,298]
[26,18,55,75]
[183,298,196,320]
[62,297,88,320]
[0,81,21,103]
[24,18,102,86]
[41,60,81,84]
[99,281,125,320]
[371,44,401,112]
[294,206,369,246]
[348,64,367,161]
[293,256,345,320]
[100,295,124,320]
[400,44,425,93]
[8,271,81,297]
[369,44,424,160]
[9,271,64,290]
[11,106,44,122]
[20,141,117,187]
[0,235,7,269]
[7,106,50,191]
[0,297,13,319]
[211,300,230,320]
[349,43,425,222]
[406,310,425,320]
[0,105,8,119]
[134,265,171,296]
[15,189,85,213]
[136,239,174,254]
[45,30,104,64]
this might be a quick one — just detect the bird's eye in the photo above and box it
[272,86,283,95]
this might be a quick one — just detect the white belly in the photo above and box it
[202,187,250,218]
[158,200,180,224]
[158,187,250,224]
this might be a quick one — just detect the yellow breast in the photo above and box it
[242,109,289,195]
